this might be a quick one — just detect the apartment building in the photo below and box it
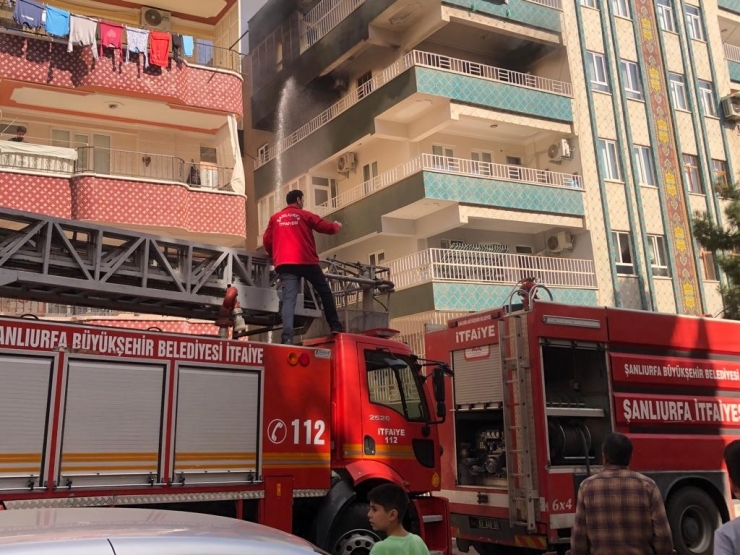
[0,0,246,333]
[247,0,738,352]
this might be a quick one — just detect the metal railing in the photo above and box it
[255,50,573,168]
[314,154,582,216]
[0,150,74,174]
[523,0,563,9]
[300,0,365,52]
[725,43,740,63]
[387,249,597,290]
[74,147,233,190]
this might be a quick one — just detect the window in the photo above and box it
[362,162,379,195]
[612,231,634,275]
[312,176,337,209]
[515,245,534,254]
[506,155,523,180]
[54,130,110,174]
[257,143,269,164]
[657,0,676,32]
[713,159,729,188]
[668,73,688,110]
[685,6,705,41]
[199,146,219,188]
[369,251,385,266]
[580,0,597,6]
[258,193,276,235]
[432,145,454,170]
[647,235,670,277]
[365,350,427,422]
[612,0,629,18]
[471,151,493,176]
[701,250,717,281]
[598,139,621,180]
[633,145,656,186]
[357,71,373,99]
[586,51,610,93]
[698,81,717,117]
[683,154,702,193]
[620,60,643,100]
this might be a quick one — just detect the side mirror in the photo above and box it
[436,401,446,418]
[432,366,445,403]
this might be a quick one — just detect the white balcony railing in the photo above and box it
[256,50,573,168]
[725,43,740,63]
[300,0,365,52]
[387,249,597,290]
[524,0,563,9]
[314,153,583,216]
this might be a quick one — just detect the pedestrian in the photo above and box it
[714,440,740,554]
[570,432,673,555]
[9,126,26,142]
[366,483,430,555]
[262,189,344,345]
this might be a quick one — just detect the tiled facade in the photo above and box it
[249,0,736,352]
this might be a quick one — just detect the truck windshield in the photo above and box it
[365,350,428,422]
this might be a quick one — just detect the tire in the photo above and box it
[327,503,382,555]
[666,486,722,555]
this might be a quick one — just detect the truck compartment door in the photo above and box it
[58,359,166,488]
[0,354,55,491]
[172,366,260,485]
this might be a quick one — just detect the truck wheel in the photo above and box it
[666,487,721,555]
[328,503,381,555]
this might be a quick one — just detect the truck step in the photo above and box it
[422,514,444,523]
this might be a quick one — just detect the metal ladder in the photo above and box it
[499,314,537,533]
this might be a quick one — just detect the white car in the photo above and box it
[0,507,327,555]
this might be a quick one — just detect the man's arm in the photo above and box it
[570,483,590,555]
[262,218,274,258]
[714,524,737,555]
[649,484,674,555]
[306,212,341,235]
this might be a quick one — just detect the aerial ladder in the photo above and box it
[0,207,395,338]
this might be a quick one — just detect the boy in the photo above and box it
[715,439,740,554]
[367,483,430,555]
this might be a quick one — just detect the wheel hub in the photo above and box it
[332,529,380,555]
[680,505,711,553]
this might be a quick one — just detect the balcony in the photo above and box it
[0,30,243,117]
[725,43,740,82]
[719,0,740,15]
[386,248,598,315]
[442,0,562,32]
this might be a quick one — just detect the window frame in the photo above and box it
[712,159,729,188]
[647,235,671,277]
[668,73,688,110]
[657,0,676,32]
[633,145,656,187]
[580,0,597,7]
[365,350,428,422]
[620,60,643,100]
[611,0,630,18]
[698,80,717,117]
[587,51,610,93]
[612,231,635,275]
[683,154,702,194]
[598,139,622,181]
[685,5,705,41]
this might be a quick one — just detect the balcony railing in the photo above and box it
[255,50,573,168]
[524,0,563,9]
[300,0,365,52]
[74,147,234,190]
[0,151,75,174]
[387,249,597,290]
[725,43,740,63]
[314,153,583,216]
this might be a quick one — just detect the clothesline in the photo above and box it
[12,0,201,67]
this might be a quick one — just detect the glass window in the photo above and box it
[669,73,688,110]
[657,0,676,32]
[580,0,597,6]
[701,250,717,281]
[365,350,427,422]
[713,159,729,188]
[648,235,670,277]
[633,145,656,186]
[620,60,643,100]
[685,6,705,41]
[612,0,630,18]
[612,231,634,275]
[598,139,621,181]
[258,194,276,235]
[683,154,702,194]
[587,51,610,92]
[698,81,717,117]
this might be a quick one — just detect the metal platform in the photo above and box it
[0,208,394,331]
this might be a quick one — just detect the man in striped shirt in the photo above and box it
[570,432,673,555]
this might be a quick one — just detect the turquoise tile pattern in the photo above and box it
[415,68,573,123]
[423,171,585,216]
[729,60,740,83]
[719,0,740,14]
[442,0,561,32]
[432,283,598,311]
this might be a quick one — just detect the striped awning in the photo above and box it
[449,241,510,253]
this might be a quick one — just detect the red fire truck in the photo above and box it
[0,208,450,555]
[425,282,740,555]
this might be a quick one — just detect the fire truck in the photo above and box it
[0,208,451,555]
[425,281,740,555]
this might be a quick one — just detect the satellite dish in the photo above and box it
[144,9,162,27]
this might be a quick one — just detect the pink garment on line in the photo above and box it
[149,31,171,68]
[100,22,124,61]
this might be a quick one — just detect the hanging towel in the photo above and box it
[44,6,70,37]
[183,35,194,57]
[99,22,124,61]
[172,34,183,61]
[125,27,149,67]
[14,0,44,29]
[149,31,171,68]
[68,15,99,59]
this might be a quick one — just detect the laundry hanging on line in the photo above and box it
[68,14,98,60]
[44,5,70,38]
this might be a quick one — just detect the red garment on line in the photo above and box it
[99,22,123,61]
[149,31,171,67]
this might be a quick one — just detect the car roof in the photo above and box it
[0,508,316,555]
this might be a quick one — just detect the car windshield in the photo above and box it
[364,350,428,422]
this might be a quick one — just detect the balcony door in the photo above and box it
[312,176,337,210]
[53,130,110,174]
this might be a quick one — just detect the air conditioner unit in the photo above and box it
[546,231,573,253]
[548,139,571,163]
[721,93,740,121]
[337,153,357,173]
[141,7,172,31]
